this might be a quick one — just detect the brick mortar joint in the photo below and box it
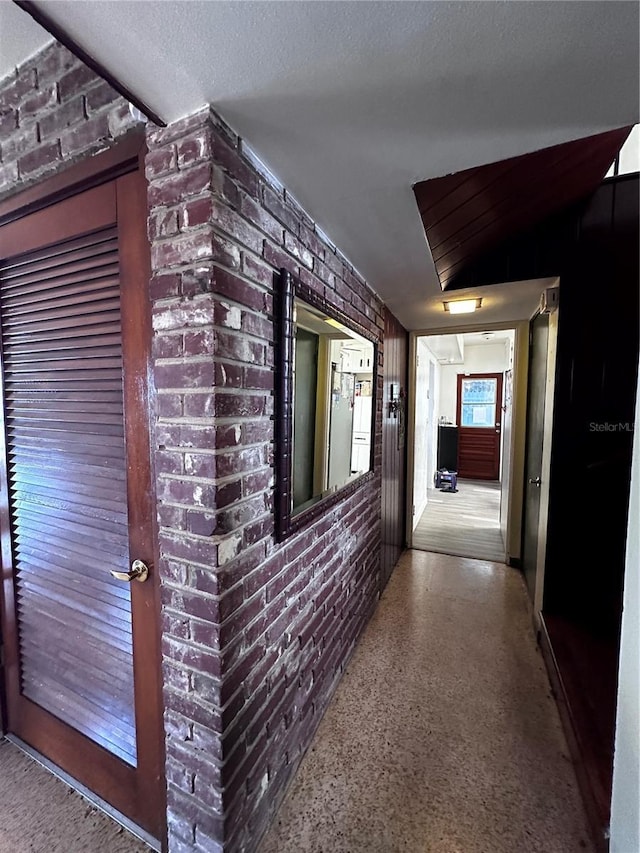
[158,486,270,502]
[163,681,221,713]
[148,221,217,245]
[159,557,217,575]
[156,471,217,483]
[162,577,241,608]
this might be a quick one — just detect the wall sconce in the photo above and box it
[389,382,400,417]
[443,297,482,315]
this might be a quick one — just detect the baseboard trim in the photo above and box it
[537,616,609,853]
[4,735,160,852]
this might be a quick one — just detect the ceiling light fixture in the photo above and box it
[443,298,482,315]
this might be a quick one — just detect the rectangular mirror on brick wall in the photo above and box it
[275,270,377,541]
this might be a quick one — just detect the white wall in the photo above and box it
[426,358,440,488]
[506,322,530,562]
[499,335,515,544]
[438,342,510,424]
[610,362,640,853]
[617,123,640,175]
[412,337,432,527]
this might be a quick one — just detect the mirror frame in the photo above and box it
[274,269,378,542]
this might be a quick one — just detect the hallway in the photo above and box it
[0,551,594,853]
[259,550,592,853]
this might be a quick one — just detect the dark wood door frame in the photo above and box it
[0,133,145,227]
[0,132,166,845]
[521,312,550,602]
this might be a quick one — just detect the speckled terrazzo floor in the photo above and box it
[0,739,150,853]
[258,550,594,853]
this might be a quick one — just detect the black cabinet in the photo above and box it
[437,424,458,471]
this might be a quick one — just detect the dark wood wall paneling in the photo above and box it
[543,177,638,848]
[434,173,639,850]
[545,176,639,630]
[413,127,632,290]
[381,308,408,589]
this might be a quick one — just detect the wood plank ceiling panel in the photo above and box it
[414,126,633,289]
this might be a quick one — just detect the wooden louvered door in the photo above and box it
[0,169,163,840]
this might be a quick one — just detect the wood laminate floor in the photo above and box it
[412,478,506,563]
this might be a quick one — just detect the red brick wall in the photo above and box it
[1,40,395,853]
[146,108,385,852]
[0,42,139,199]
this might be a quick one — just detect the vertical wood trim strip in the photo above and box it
[381,307,408,587]
[274,269,294,541]
[117,165,166,841]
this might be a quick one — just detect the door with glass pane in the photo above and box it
[456,373,503,479]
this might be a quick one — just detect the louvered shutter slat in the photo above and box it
[0,226,137,766]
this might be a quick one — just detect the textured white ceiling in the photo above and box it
[421,334,464,366]
[422,329,514,367]
[2,1,639,330]
[462,330,514,348]
[0,0,52,76]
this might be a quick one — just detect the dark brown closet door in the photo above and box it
[456,372,503,480]
[0,172,163,839]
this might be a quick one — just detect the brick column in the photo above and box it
[146,108,384,853]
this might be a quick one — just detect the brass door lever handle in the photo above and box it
[110,560,149,583]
